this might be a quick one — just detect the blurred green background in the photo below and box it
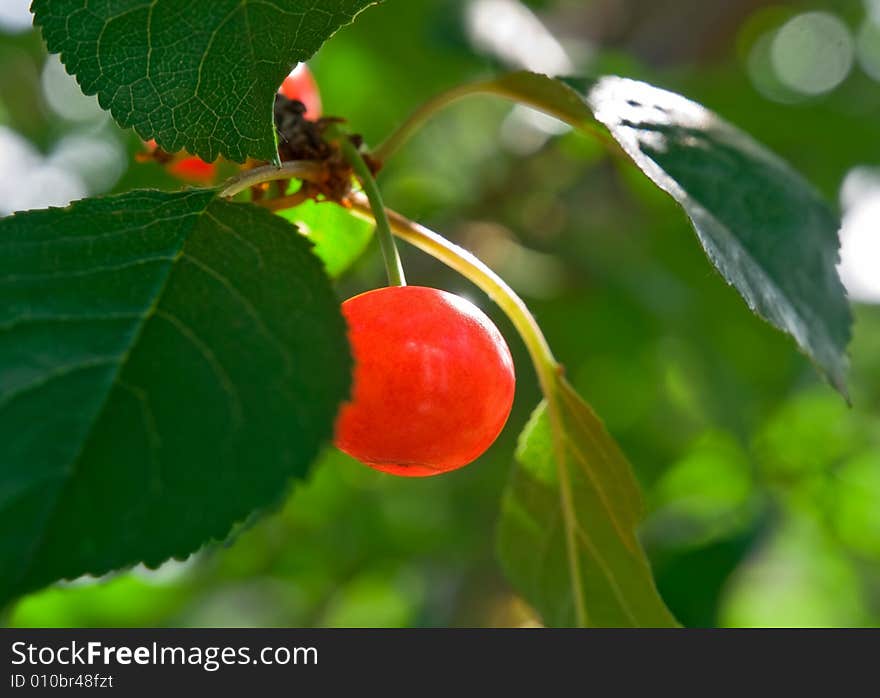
[2,0,880,628]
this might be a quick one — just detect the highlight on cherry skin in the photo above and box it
[333,286,516,477]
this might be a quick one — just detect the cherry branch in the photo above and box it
[218,161,327,199]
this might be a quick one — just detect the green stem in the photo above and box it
[348,195,586,626]
[218,161,326,199]
[372,78,606,163]
[373,83,486,163]
[350,196,554,379]
[339,139,406,287]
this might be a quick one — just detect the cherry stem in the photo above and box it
[218,161,326,199]
[347,194,557,388]
[372,79,607,163]
[338,137,406,287]
[371,79,627,625]
[347,195,588,625]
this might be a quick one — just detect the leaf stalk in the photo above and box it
[372,78,606,163]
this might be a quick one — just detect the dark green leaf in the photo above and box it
[497,379,678,627]
[475,72,852,395]
[582,76,851,395]
[278,199,372,277]
[31,0,382,162]
[0,190,351,603]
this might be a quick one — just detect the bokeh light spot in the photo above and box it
[0,0,32,34]
[41,55,107,123]
[49,133,126,194]
[856,17,880,81]
[771,12,854,96]
[0,126,86,214]
[838,167,880,304]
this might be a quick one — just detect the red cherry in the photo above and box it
[167,155,217,184]
[140,140,216,183]
[334,286,515,477]
[279,63,322,120]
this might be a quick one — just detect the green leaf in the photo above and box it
[31,0,381,163]
[474,72,852,395]
[582,76,851,395]
[278,199,373,277]
[497,378,678,627]
[0,190,351,603]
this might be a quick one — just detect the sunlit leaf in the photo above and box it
[497,378,678,627]
[278,199,373,277]
[472,72,852,396]
[0,190,351,604]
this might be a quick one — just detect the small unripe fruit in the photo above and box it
[279,63,322,120]
[334,286,515,477]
